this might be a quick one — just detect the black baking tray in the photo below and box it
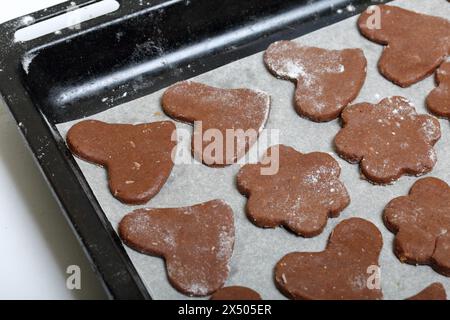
[0,0,388,299]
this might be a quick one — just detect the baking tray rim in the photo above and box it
[0,0,388,300]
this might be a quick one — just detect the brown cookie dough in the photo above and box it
[427,61,450,118]
[406,283,447,300]
[237,145,350,237]
[274,218,383,300]
[67,120,176,205]
[384,177,450,277]
[358,5,450,87]
[162,81,270,167]
[263,40,367,122]
[210,286,262,300]
[119,200,235,297]
[334,97,440,185]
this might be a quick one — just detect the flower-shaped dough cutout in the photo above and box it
[275,218,383,300]
[264,40,367,122]
[406,283,447,300]
[210,286,262,300]
[358,5,450,87]
[237,144,350,237]
[162,81,270,167]
[427,61,450,118]
[334,96,441,185]
[119,200,235,296]
[384,177,450,277]
[67,120,176,205]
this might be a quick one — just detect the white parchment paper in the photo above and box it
[57,0,450,300]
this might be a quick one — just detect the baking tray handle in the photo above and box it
[0,0,123,48]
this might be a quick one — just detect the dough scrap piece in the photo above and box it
[427,61,450,118]
[237,144,350,237]
[210,286,262,300]
[119,200,235,297]
[162,81,270,167]
[263,40,367,122]
[406,283,447,300]
[358,5,450,87]
[384,177,450,277]
[274,218,383,300]
[67,120,176,204]
[334,96,440,185]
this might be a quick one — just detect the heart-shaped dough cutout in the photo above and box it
[67,120,176,204]
[358,5,450,87]
[406,283,447,300]
[210,286,262,300]
[264,40,367,122]
[275,218,383,300]
[119,199,235,297]
[162,81,270,167]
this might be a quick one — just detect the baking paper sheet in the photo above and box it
[57,0,450,300]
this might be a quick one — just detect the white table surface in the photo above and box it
[0,0,108,299]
